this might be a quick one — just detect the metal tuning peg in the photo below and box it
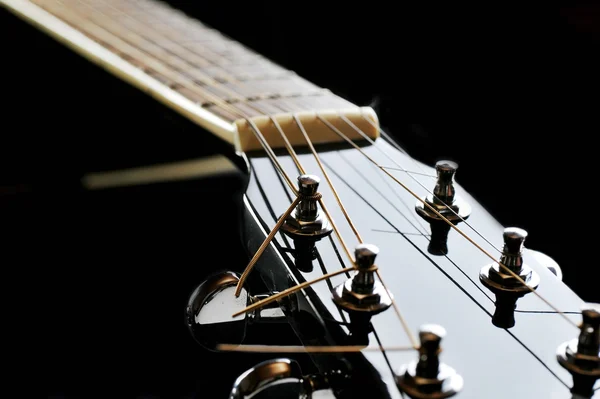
[479,227,540,328]
[556,303,600,398]
[415,161,471,256]
[281,174,333,273]
[230,358,334,399]
[185,271,294,350]
[332,244,393,344]
[396,324,463,399]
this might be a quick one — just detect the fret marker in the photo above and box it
[415,161,471,256]
[332,244,393,344]
[281,175,333,273]
[396,324,463,399]
[557,303,600,398]
[479,228,540,328]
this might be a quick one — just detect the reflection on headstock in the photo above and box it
[479,228,540,328]
[185,271,294,351]
[415,161,471,256]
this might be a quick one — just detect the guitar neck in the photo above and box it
[3,0,379,152]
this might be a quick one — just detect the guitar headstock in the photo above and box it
[186,132,599,398]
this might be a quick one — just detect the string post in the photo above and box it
[396,324,463,399]
[280,174,332,272]
[557,303,600,398]
[479,227,540,328]
[415,161,471,256]
[332,244,392,344]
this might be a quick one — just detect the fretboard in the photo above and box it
[3,0,379,152]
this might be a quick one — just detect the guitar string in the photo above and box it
[317,164,572,389]
[63,0,357,302]
[317,115,579,329]
[292,114,419,349]
[80,0,576,335]
[65,0,329,285]
[332,156,582,315]
[359,112,504,257]
[67,1,367,312]
[97,0,310,176]
[44,0,580,356]
[216,343,414,353]
[345,116,585,316]
[68,0,299,193]
[235,111,419,349]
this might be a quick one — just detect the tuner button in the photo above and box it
[435,160,458,181]
[419,324,446,348]
[297,174,320,196]
[355,243,379,270]
[503,227,528,255]
[581,303,600,327]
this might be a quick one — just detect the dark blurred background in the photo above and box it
[2,1,598,397]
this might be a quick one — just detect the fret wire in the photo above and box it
[317,114,579,330]
[37,0,426,352]
[55,0,298,191]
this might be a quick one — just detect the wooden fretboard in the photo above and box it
[3,0,379,152]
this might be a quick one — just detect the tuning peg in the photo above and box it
[280,174,333,272]
[332,244,393,343]
[396,324,463,398]
[415,161,471,256]
[479,227,540,328]
[557,303,600,398]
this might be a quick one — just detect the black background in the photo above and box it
[2,1,599,397]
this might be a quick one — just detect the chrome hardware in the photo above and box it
[415,161,471,256]
[332,244,393,343]
[230,358,335,399]
[281,175,333,272]
[396,324,463,399]
[185,271,291,350]
[479,228,540,328]
[557,303,600,398]
[332,244,392,314]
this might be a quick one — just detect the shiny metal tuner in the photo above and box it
[415,160,471,256]
[396,324,463,399]
[479,227,540,328]
[332,243,393,315]
[556,303,600,398]
[185,271,290,350]
[281,174,333,272]
[230,358,333,398]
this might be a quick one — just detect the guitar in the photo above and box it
[4,0,597,398]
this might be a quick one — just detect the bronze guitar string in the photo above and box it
[31,0,578,362]
[98,0,576,333]
[319,114,579,330]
